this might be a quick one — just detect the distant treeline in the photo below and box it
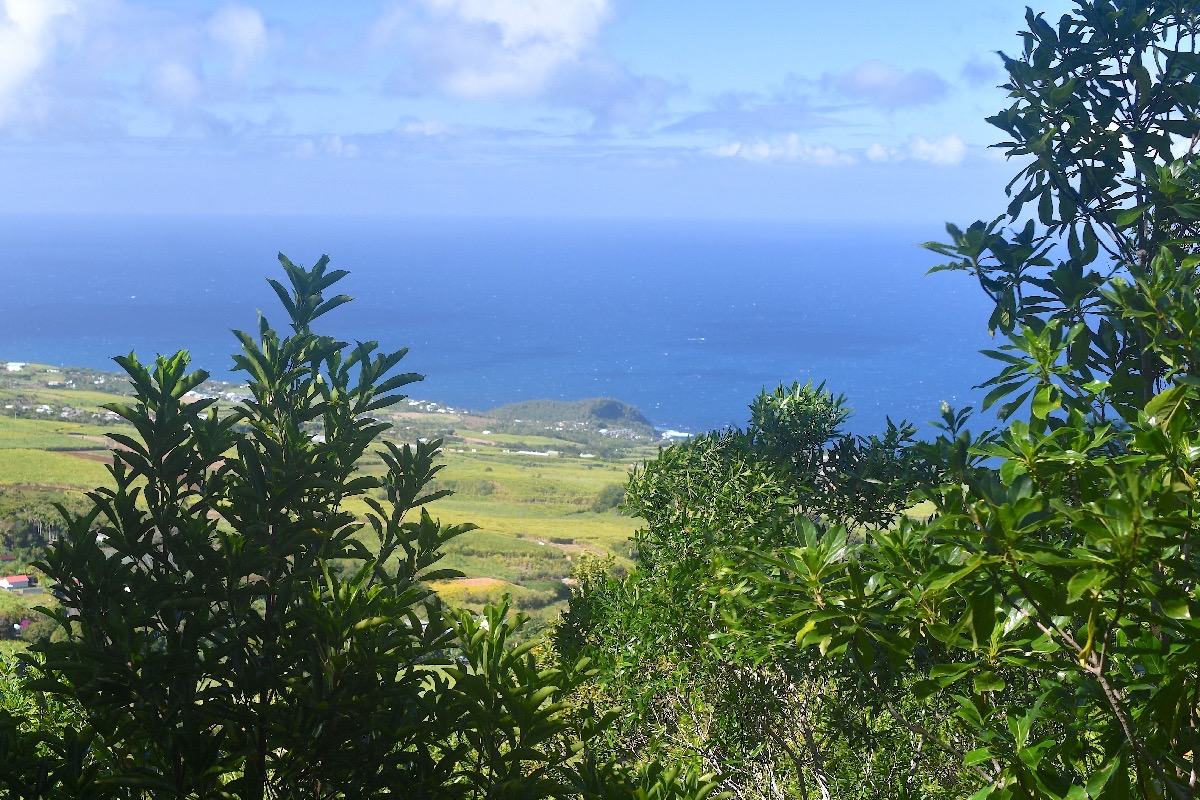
[0,488,89,563]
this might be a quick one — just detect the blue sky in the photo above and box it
[0,0,1072,221]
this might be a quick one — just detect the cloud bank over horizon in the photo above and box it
[0,0,1070,220]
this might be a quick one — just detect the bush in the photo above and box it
[591,483,626,513]
[2,255,719,800]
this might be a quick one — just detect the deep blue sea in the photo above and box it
[0,214,997,435]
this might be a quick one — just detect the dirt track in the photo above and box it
[62,450,113,463]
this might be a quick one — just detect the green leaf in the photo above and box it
[1084,756,1123,798]
[967,785,996,800]
[964,747,995,767]
[929,661,978,682]
[1145,385,1188,431]
[1066,569,1106,603]
[1031,384,1060,419]
[925,561,982,593]
[1172,203,1200,220]
[983,380,1030,411]
[970,588,997,645]
[912,679,941,701]
[981,349,1029,366]
[1161,595,1192,621]
[973,671,1005,693]
[1112,205,1148,228]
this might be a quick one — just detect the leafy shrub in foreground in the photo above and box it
[0,256,720,800]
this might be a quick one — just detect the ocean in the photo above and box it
[0,214,998,435]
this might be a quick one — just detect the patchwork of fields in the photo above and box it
[0,362,660,623]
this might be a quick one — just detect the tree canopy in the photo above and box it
[562,2,1200,798]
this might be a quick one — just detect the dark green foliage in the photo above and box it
[11,255,472,797]
[923,1,1200,417]
[590,485,626,513]
[716,4,1200,799]
[0,255,716,800]
[444,601,582,797]
[0,654,115,800]
[565,5,1200,798]
[558,384,944,798]
[627,382,928,561]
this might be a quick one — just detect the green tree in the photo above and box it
[0,256,719,800]
[557,384,946,799]
[720,3,1200,799]
[590,485,626,514]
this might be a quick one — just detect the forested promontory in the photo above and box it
[489,398,655,436]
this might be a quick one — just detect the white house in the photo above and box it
[0,575,31,591]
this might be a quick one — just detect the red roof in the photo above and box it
[2,575,30,583]
[0,555,15,561]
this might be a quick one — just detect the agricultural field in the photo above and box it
[0,416,112,452]
[351,414,655,621]
[0,448,113,491]
[0,362,665,629]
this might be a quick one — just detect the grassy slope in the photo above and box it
[0,449,112,490]
[0,375,652,623]
[455,432,585,448]
[0,417,114,451]
[349,431,647,620]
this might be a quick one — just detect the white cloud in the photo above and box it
[711,133,856,166]
[291,135,359,159]
[325,135,357,157]
[909,134,966,165]
[291,138,315,158]
[0,0,78,124]
[206,5,268,68]
[403,120,448,136]
[867,134,966,166]
[375,0,669,131]
[378,0,610,97]
[822,60,949,110]
[148,60,202,108]
[961,54,1003,87]
[423,0,604,48]
[865,143,889,162]
[135,6,274,121]
[719,134,967,168]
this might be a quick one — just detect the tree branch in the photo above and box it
[881,699,998,786]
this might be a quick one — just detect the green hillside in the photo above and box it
[488,397,654,434]
[0,364,647,624]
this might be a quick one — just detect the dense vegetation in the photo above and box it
[557,3,1200,798]
[0,259,717,798]
[3,1,1200,797]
